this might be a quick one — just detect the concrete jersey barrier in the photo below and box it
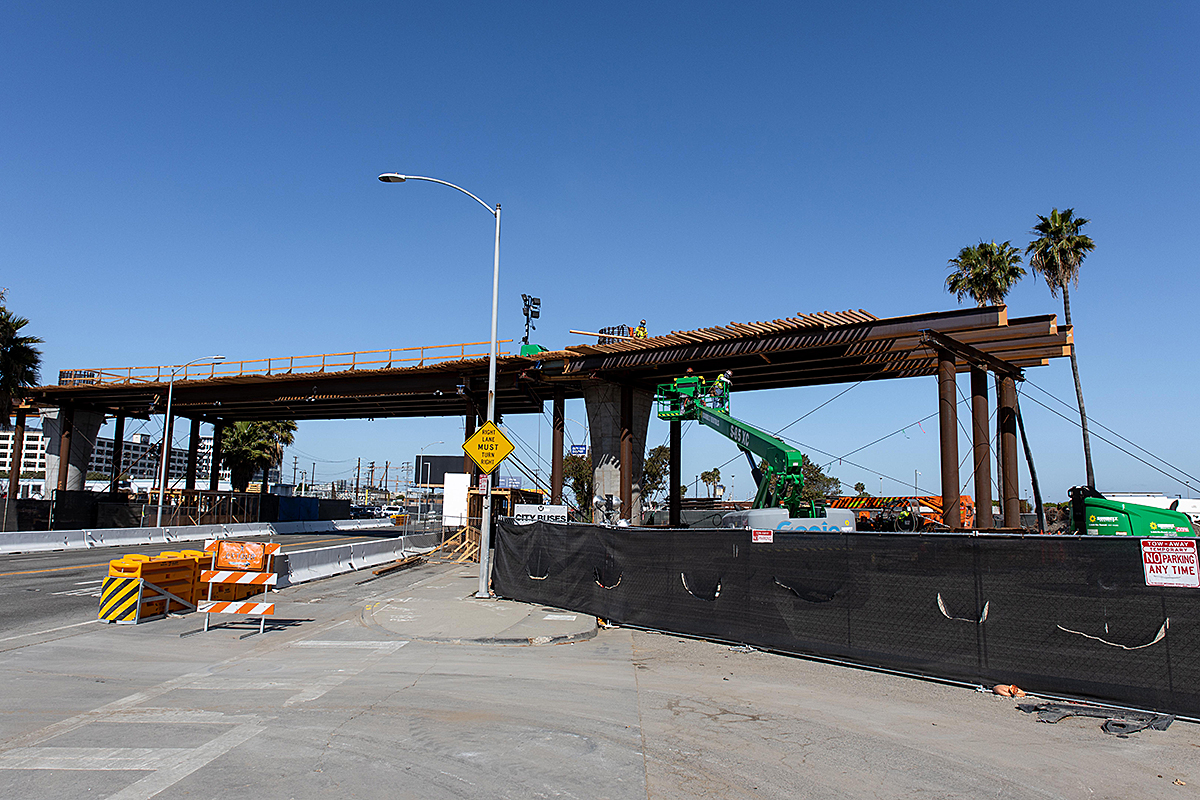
[0,519,400,555]
[277,532,440,587]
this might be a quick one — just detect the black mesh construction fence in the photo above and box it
[493,521,1200,717]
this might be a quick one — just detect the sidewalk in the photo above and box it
[360,562,597,645]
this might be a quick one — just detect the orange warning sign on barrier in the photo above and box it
[215,541,267,571]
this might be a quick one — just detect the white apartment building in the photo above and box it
[3,430,278,487]
[0,427,49,476]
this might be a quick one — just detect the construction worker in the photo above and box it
[709,370,732,410]
[632,320,647,339]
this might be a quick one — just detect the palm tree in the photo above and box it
[0,292,44,425]
[945,241,1026,307]
[219,420,297,492]
[1026,208,1097,487]
[220,422,272,492]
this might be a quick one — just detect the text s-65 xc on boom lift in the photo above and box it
[655,375,855,533]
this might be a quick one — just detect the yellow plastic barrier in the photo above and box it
[106,554,199,613]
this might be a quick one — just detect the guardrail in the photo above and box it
[57,339,515,386]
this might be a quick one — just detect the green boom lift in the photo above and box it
[655,375,827,519]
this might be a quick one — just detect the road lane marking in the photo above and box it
[0,563,109,577]
[74,579,104,585]
[52,587,102,597]
[0,619,99,642]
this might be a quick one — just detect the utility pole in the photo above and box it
[383,461,389,500]
[312,462,316,498]
[292,456,298,487]
[367,461,375,505]
[354,458,361,505]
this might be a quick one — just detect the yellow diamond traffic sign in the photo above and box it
[462,420,514,475]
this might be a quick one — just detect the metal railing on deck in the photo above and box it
[57,340,514,385]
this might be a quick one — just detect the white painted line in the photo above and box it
[74,579,104,585]
[290,640,409,649]
[106,724,265,800]
[544,614,577,620]
[0,619,98,643]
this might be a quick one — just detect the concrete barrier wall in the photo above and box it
[0,519,400,555]
[277,532,440,586]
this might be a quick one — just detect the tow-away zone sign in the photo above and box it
[1141,538,1199,588]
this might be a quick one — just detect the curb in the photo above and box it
[392,626,599,646]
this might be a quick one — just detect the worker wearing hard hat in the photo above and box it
[633,320,648,339]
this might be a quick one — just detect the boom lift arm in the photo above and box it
[655,376,822,518]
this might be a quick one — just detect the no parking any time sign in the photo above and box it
[1141,538,1199,588]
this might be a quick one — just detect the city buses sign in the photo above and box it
[462,421,514,475]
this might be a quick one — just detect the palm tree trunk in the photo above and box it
[1062,283,1096,488]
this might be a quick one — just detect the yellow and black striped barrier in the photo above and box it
[98,574,197,624]
[98,576,151,624]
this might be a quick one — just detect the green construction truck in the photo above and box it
[1069,486,1196,537]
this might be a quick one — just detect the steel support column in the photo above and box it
[56,405,75,493]
[970,368,992,529]
[620,384,633,521]
[551,389,564,505]
[209,420,224,491]
[998,375,1020,527]
[937,352,961,528]
[463,412,477,478]
[109,413,125,496]
[7,409,26,500]
[669,419,681,527]
[159,412,175,493]
[185,418,201,490]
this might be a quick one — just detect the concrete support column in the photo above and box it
[620,385,633,521]
[998,376,1020,527]
[970,368,992,529]
[44,407,104,493]
[669,418,681,527]
[937,352,961,529]
[185,418,201,490]
[56,406,75,493]
[584,381,653,524]
[209,420,224,491]
[551,390,564,505]
[109,413,125,495]
[8,409,26,500]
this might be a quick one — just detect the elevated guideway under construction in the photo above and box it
[22,305,1071,529]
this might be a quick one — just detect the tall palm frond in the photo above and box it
[0,307,44,423]
[945,241,1025,307]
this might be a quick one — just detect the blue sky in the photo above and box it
[3,2,1197,501]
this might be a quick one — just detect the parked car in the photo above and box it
[380,505,403,517]
[350,505,375,519]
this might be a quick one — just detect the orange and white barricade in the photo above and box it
[199,540,281,635]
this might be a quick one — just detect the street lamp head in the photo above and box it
[210,355,226,361]
[378,173,407,183]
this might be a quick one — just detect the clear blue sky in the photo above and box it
[3,2,1197,501]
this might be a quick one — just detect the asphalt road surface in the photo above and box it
[0,531,405,639]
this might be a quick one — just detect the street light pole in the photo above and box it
[156,355,224,527]
[379,171,501,598]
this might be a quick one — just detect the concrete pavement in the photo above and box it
[363,563,596,645]
[0,558,1197,799]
